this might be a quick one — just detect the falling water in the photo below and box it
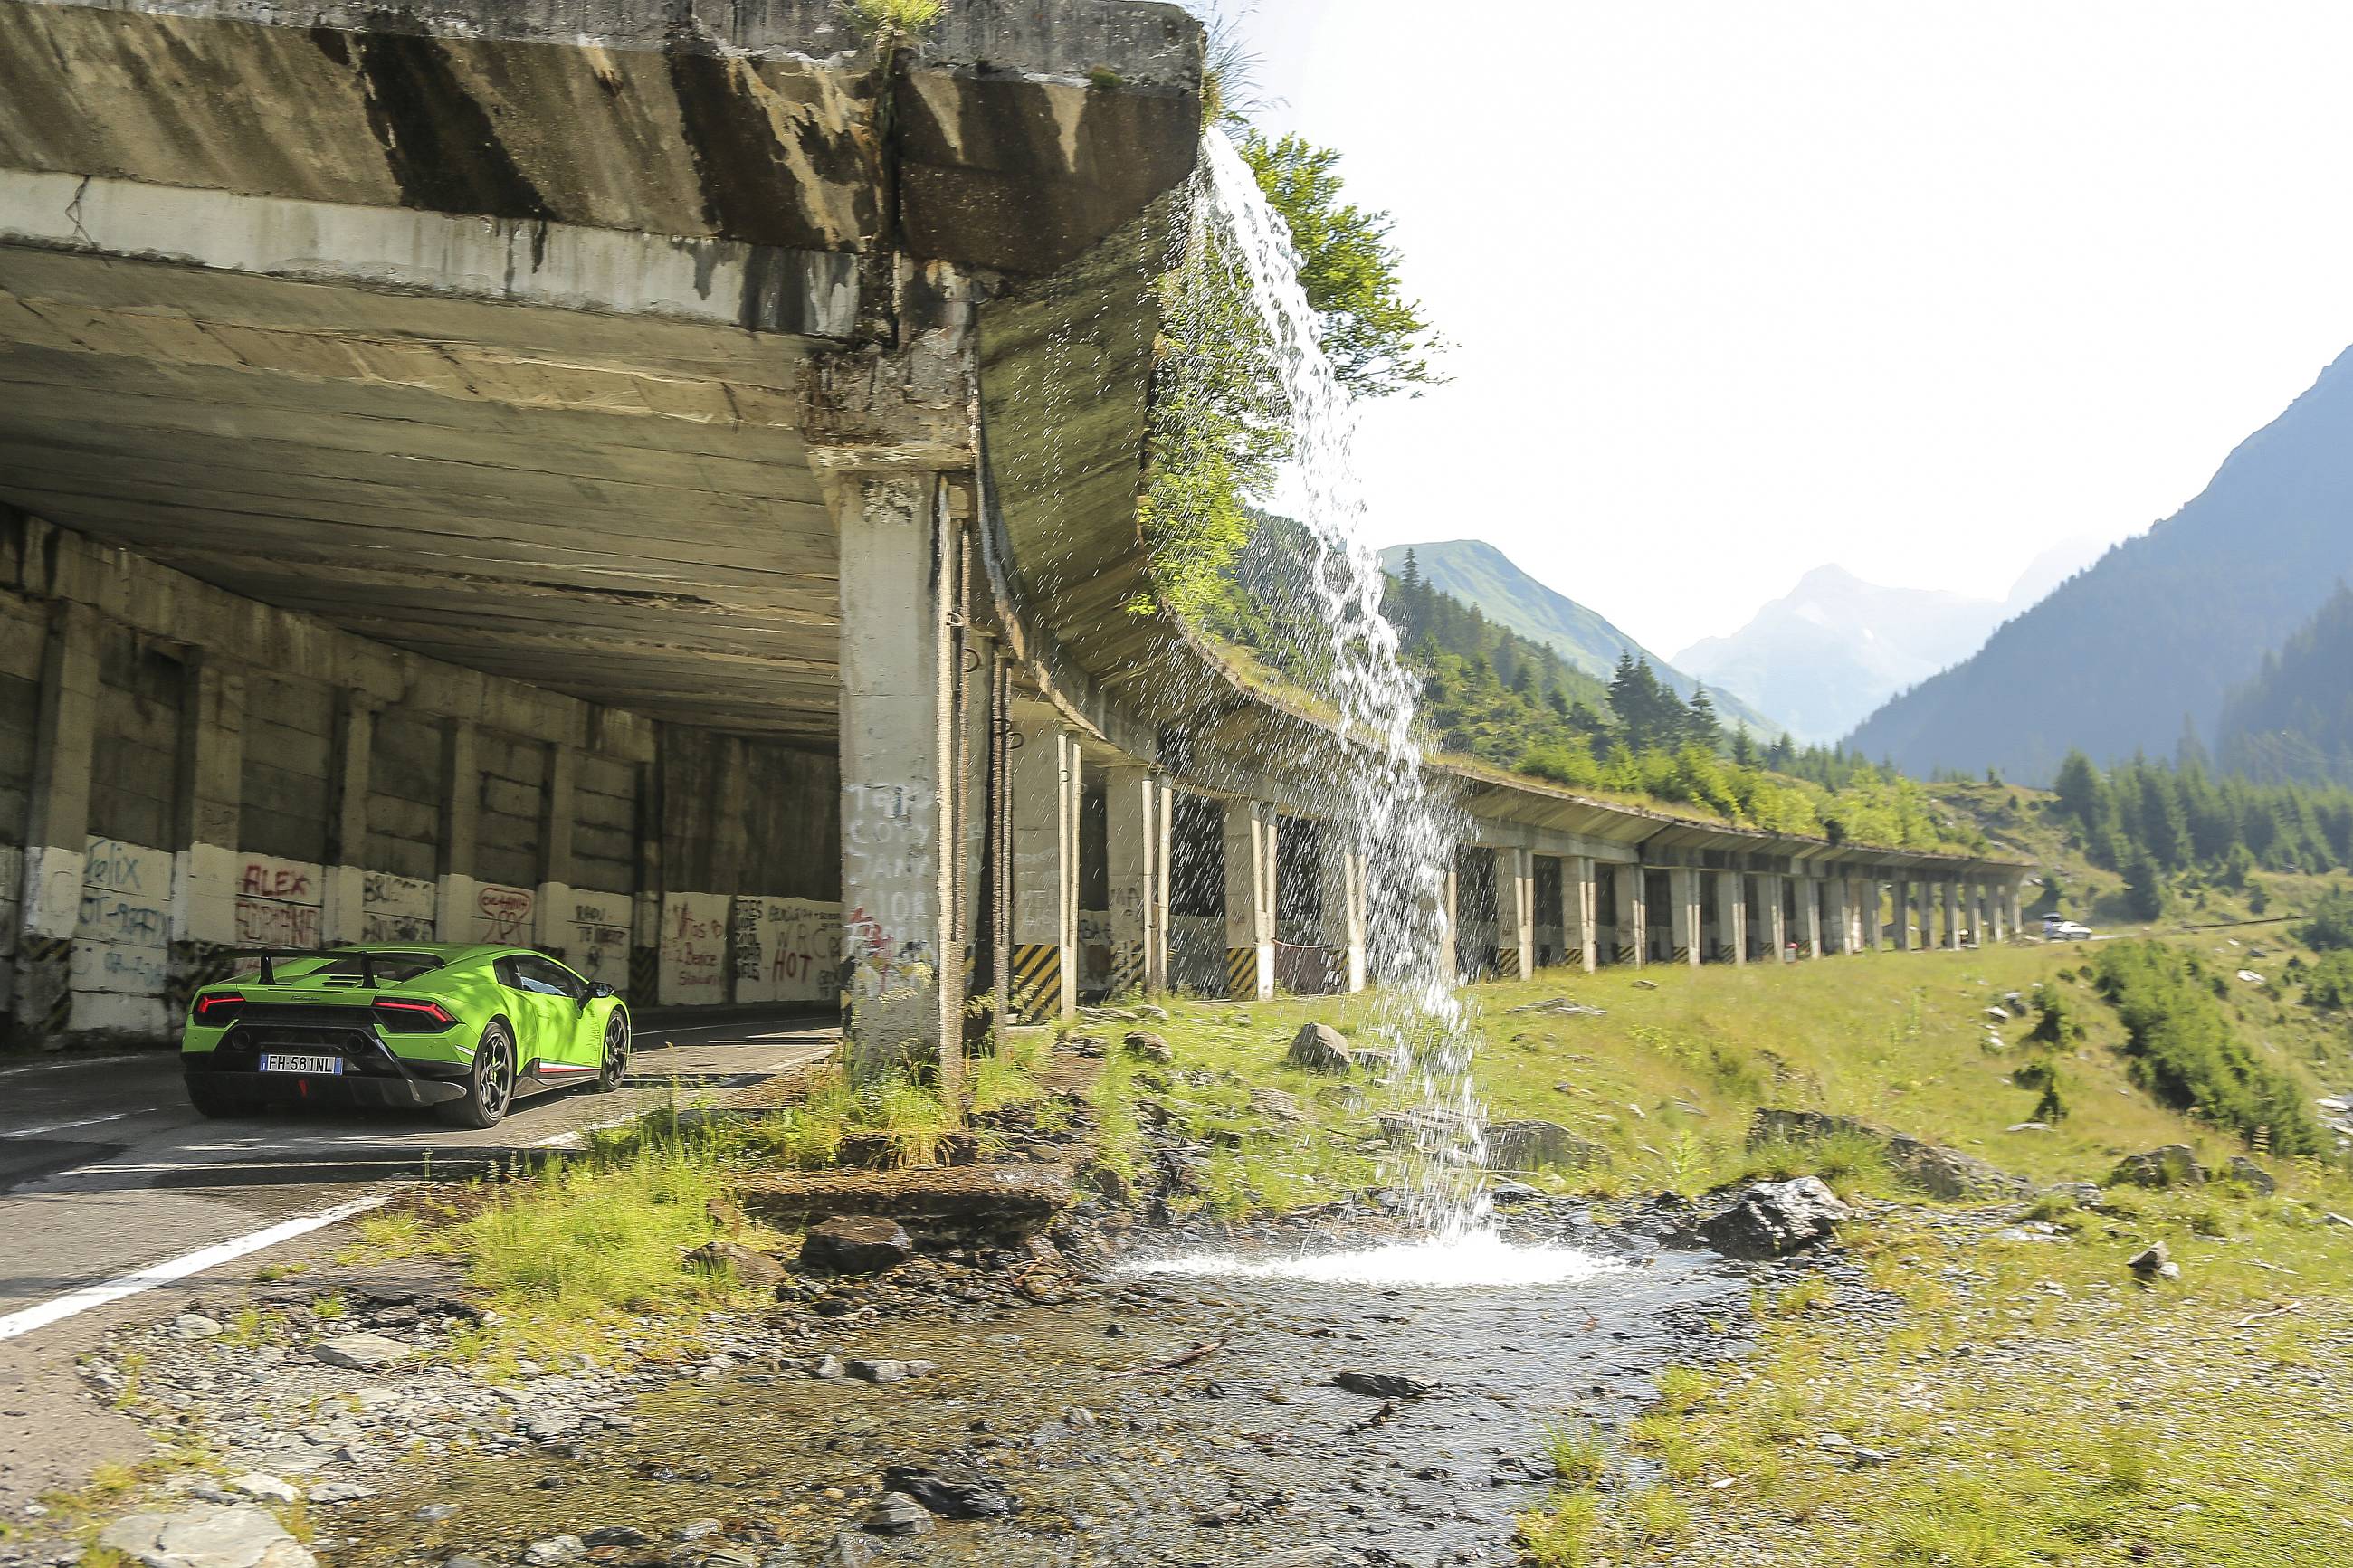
[1128,129,1587,1283]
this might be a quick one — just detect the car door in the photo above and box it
[500,955,585,1075]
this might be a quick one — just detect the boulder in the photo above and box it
[1122,1031,1175,1065]
[1698,1177,1851,1259]
[861,1494,932,1537]
[879,1464,1016,1520]
[2110,1145,2207,1189]
[1748,1108,2025,1199]
[100,1506,316,1568]
[2127,1240,2180,1282]
[1248,1087,1306,1124]
[1484,1120,1609,1172]
[1284,1023,1358,1075]
[2224,1155,2277,1196]
[798,1216,914,1274]
[2039,1181,2102,1209]
[681,1240,786,1288]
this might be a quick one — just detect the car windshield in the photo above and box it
[275,952,444,984]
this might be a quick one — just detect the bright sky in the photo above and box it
[1232,0,2353,655]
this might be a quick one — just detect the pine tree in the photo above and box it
[1684,685,1721,752]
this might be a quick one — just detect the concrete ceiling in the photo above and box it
[0,241,845,740]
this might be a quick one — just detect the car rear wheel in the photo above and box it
[438,1022,516,1129]
[595,1014,630,1093]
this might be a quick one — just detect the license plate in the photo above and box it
[260,1053,342,1076]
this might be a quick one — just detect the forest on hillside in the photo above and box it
[2215,583,2353,789]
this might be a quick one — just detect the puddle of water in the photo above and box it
[1120,1233,1626,1289]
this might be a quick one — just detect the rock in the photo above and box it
[2006,1122,2050,1133]
[1121,1031,1174,1065]
[224,1475,300,1506]
[824,1535,875,1568]
[880,1464,1016,1520]
[682,1240,786,1288]
[843,1358,937,1383]
[1485,1119,1609,1172]
[522,1537,584,1566]
[582,1529,652,1549]
[2040,1182,2102,1208]
[805,1354,846,1380]
[862,1494,932,1537]
[1334,1372,1431,1399]
[1984,1005,2011,1022]
[2127,1241,2180,1282]
[737,1164,1072,1247]
[798,1216,914,1274]
[1697,1177,1851,1259]
[1248,1087,1306,1124]
[100,1509,315,1568]
[1632,978,1660,991]
[1284,1022,1358,1075]
[1748,1108,2025,1199]
[1507,997,1606,1018]
[1489,1182,1545,1207]
[1259,1552,1358,1568]
[1851,1446,1895,1468]
[704,1196,748,1233]
[305,1481,373,1505]
[173,1314,224,1340]
[2224,1155,2277,1195]
[673,1521,722,1542]
[414,1506,459,1523]
[2110,1145,2207,1189]
[309,1333,409,1372]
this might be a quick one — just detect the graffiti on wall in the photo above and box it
[658,892,729,1006]
[233,851,324,950]
[567,892,632,988]
[470,883,535,945]
[76,836,172,999]
[731,897,842,1004]
[360,870,438,943]
[840,782,935,1001]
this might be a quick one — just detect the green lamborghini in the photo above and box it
[180,945,631,1128]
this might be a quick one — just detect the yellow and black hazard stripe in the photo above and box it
[1110,941,1145,996]
[1225,946,1258,999]
[1494,946,1520,980]
[1614,938,1643,965]
[1010,942,1062,1023]
[1671,944,1691,963]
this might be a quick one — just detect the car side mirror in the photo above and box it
[590,982,614,1000]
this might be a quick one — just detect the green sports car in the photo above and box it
[181,944,631,1128]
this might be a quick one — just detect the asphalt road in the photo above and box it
[0,1012,836,1342]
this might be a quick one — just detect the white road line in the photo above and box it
[0,1053,150,1079]
[535,1112,643,1146]
[0,1109,154,1140]
[0,1193,392,1343]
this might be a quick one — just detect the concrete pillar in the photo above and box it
[1566,855,1596,974]
[1103,766,1158,997]
[1712,869,1746,965]
[433,717,480,944]
[317,693,368,946]
[14,603,100,1035]
[2006,882,2024,938]
[1319,830,1367,993]
[534,742,578,957]
[1798,876,1824,958]
[1610,862,1645,966]
[1986,882,2006,943]
[1223,799,1274,1000]
[173,656,248,951]
[1667,867,1702,966]
[1432,851,1459,987]
[1758,872,1788,962]
[837,470,965,1072]
[1823,877,1850,956]
[1010,721,1080,1022]
[1891,877,1912,951]
[1856,879,1880,950]
[1942,881,1962,951]
[1500,847,1537,980]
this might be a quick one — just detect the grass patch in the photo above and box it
[844,0,942,36]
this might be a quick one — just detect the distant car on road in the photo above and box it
[181,945,630,1128]
[2042,917,2093,942]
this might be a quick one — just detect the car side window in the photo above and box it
[512,955,583,1002]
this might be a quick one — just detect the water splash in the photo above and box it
[1121,1233,1624,1290]
[1167,130,1492,1239]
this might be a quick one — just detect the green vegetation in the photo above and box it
[2217,581,2353,787]
[2298,886,2353,950]
[843,0,942,37]
[2045,748,2353,880]
[2091,941,2323,1153]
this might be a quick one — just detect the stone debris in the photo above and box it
[681,1240,786,1288]
[1507,996,1606,1018]
[879,1463,1016,1519]
[2127,1241,2181,1283]
[520,1536,584,1566]
[308,1332,410,1371]
[1333,1372,1432,1399]
[223,1474,298,1505]
[1750,1108,2026,1199]
[797,1216,914,1275]
[1485,1119,1610,1172]
[1284,1022,1361,1075]
[861,1493,932,1537]
[2110,1145,2206,1188]
[2224,1155,2277,1195]
[1122,1030,1175,1064]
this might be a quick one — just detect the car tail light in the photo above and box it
[191,992,243,1026]
[373,998,457,1032]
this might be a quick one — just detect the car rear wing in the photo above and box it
[231,947,381,988]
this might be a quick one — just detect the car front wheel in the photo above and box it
[438,1022,516,1129]
[595,1014,630,1093]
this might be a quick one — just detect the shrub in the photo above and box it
[2304,949,2353,1011]
[2028,984,2085,1043]
[2092,942,2325,1154]
[2298,889,2353,952]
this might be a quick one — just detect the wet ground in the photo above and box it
[333,1216,1752,1567]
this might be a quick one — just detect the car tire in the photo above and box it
[594,1013,630,1093]
[185,1077,244,1119]
[438,1021,516,1130]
